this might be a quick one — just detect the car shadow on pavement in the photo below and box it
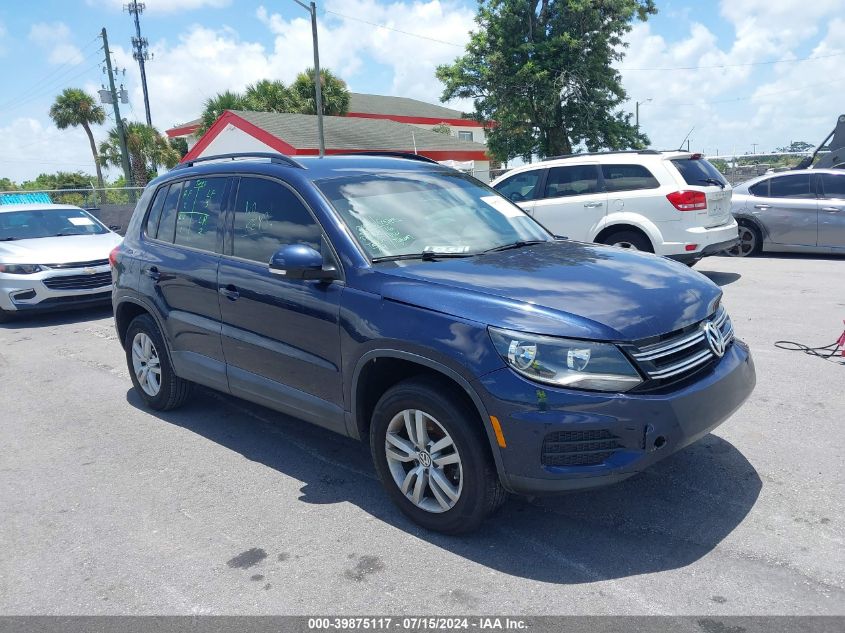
[697,270,741,286]
[0,305,112,329]
[126,386,761,585]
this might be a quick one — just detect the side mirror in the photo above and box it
[269,244,337,281]
[108,224,122,232]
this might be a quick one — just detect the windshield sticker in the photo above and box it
[357,217,414,253]
[424,245,470,253]
[481,195,523,218]
[68,217,95,226]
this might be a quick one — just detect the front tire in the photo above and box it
[726,221,761,257]
[600,230,653,252]
[125,313,192,410]
[370,377,506,534]
[0,308,15,323]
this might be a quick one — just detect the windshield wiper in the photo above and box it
[54,232,83,237]
[699,178,725,189]
[371,252,475,263]
[0,237,19,241]
[480,240,547,254]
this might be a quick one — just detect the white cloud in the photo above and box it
[617,0,845,156]
[87,0,231,14]
[28,22,83,65]
[0,118,107,184]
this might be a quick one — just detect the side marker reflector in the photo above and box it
[490,415,507,448]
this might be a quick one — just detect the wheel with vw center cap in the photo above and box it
[370,377,507,533]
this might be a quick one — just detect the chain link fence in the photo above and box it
[0,186,145,208]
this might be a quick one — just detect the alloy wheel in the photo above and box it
[612,241,638,250]
[727,225,757,257]
[384,409,463,513]
[131,332,162,397]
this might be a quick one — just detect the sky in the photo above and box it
[0,0,843,184]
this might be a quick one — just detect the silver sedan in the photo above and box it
[728,168,845,256]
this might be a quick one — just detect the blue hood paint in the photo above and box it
[373,241,721,341]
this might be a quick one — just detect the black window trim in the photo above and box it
[600,163,660,193]
[140,176,231,256]
[222,173,345,282]
[539,163,602,201]
[766,173,815,200]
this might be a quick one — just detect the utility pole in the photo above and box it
[751,143,758,154]
[292,0,325,157]
[635,98,651,132]
[101,27,133,189]
[125,1,152,127]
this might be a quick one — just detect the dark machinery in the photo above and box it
[796,114,845,169]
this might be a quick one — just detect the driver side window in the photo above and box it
[494,170,541,202]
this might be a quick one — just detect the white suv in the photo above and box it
[491,150,739,264]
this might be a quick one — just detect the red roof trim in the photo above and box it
[166,123,200,138]
[180,111,490,164]
[345,112,484,128]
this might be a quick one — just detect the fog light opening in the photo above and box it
[653,435,667,450]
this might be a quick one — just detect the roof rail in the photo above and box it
[339,151,440,164]
[173,152,306,170]
[543,149,661,161]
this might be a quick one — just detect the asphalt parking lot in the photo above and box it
[1,254,843,616]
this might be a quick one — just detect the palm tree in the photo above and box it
[49,88,106,202]
[290,68,350,116]
[244,79,296,113]
[197,90,246,135]
[99,122,180,187]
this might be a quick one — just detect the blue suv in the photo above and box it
[111,152,756,534]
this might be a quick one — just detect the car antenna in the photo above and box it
[679,126,695,151]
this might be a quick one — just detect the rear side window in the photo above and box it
[748,180,769,197]
[601,164,659,192]
[670,158,728,187]
[232,177,322,264]
[144,186,168,237]
[543,165,599,198]
[494,170,541,202]
[173,178,228,252]
[820,173,845,199]
[769,174,812,199]
[154,181,184,242]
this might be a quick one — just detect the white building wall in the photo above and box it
[410,122,487,145]
[196,124,277,156]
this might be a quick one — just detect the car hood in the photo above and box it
[374,241,722,341]
[0,232,122,265]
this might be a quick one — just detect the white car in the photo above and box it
[491,150,739,265]
[0,204,123,321]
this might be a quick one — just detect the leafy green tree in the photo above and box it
[436,0,655,161]
[0,177,16,191]
[432,122,453,135]
[99,123,180,187]
[244,79,297,113]
[776,141,814,153]
[198,90,247,135]
[169,136,189,159]
[48,88,107,201]
[290,68,350,116]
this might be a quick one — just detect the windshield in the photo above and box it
[0,208,108,241]
[316,171,551,260]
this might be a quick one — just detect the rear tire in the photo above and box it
[125,313,192,411]
[0,308,14,323]
[370,377,506,534]
[600,230,653,253]
[726,221,761,257]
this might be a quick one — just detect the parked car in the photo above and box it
[112,152,756,534]
[728,168,845,256]
[490,150,739,265]
[0,203,123,322]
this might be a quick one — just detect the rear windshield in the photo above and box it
[670,158,728,187]
[0,208,107,241]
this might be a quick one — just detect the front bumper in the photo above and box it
[478,339,755,494]
[0,265,113,313]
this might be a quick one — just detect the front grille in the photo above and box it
[629,306,734,388]
[45,259,109,269]
[541,429,624,467]
[43,271,112,290]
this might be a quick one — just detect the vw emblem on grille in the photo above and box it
[703,321,726,358]
[82,267,97,275]
[417,451,432,468]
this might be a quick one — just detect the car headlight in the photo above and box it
[489,326,643,392]
[0,263,43,274]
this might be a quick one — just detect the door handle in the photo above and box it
[753,204,771,210]
[219,285,240,301]
[583,201,604,208]
[821,206,841,213]
[144,266,160,282]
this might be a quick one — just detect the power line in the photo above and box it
[656,80,831,107]
[620,51,845,71]
[0,59,102,115]
[323,10,465,48]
